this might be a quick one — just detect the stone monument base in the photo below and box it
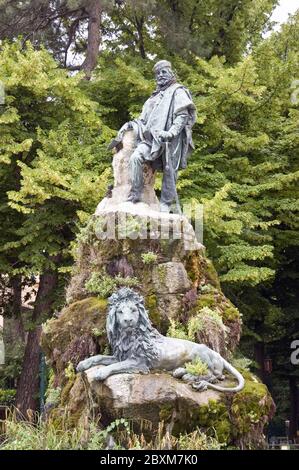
[40,130,274,449]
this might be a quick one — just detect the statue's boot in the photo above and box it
[127,191,142,204]
[160,202,170,213]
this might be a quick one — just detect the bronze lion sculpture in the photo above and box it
[77,288,244,392]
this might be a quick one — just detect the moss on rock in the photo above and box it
[195,290,242,353]
[145,294,159,326]
[231,374,276,449]
[196,293,216,310]
[41,297,108,383]
[47,374,91,429]
[158,374,274,449]
[204,259,221,289]
[193,400,232,444]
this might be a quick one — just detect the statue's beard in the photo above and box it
[156,75,176,91]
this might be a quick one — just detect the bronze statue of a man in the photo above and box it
[109,60,197,212]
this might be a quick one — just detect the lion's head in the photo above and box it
[107,288,161,366]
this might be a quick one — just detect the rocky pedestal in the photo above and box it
[41,132,275,449]
[97,131,159,211]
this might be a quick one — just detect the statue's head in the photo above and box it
[153,60,175,88]
[114,298,140,331]
[106,288,160,364]
[107,288,152,342]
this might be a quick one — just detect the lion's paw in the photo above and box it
[76,358,93,373]
[182,373,198,383]
[172,367,187,379]
[192,380,208,392]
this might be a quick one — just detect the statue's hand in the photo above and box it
[108,122,134,150]
[158,130,173,142]
[120,121,133,133]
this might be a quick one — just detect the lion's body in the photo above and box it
[77,288,244,393]
[152,336,211,371]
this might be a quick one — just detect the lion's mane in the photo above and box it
[107,288,161,368]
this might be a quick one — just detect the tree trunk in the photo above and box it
[168,0,179,13]
[289,376,299,440]
[15,269,58,418]
[11,275,25,342]
[135,15,146,59]
[82,0,102,79]
[254,341,266,383]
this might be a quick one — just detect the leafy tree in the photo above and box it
[42,0,278,64]
[102,0,159,60]
[0,42,111,414]
[0,0,114,76]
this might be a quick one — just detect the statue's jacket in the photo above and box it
[132,82,197,171]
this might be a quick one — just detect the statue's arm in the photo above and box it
[158,112,189,142]
[169,87,195,137]
[159,88,193,142]
[108,118,137,150]
[108,97,151,149]
[168,112,189,137]
[76,354,117,372]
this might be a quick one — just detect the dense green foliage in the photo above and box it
[0,42,112,277]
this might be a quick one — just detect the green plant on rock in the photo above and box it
[199,284,215,294]
[85,271,116,298]
[141,252,158,265]
[167,320,188,341]
[85,270,139,298]
[156,264,167,283]
[115,275,139,289]
[74,216,111,260]
[222,304,240,322]
[45,369,61,406]
[231,356,252,372]
[196,400,232,445]
[64,362,76,381]
[167,309,225,347]
[188,307,224,341]
[76,217,97,246]
[196,293,217,310]
[185,358,209,376]
[101,345,110,356]
[91,327,104,338]
[45,387,61,406]
[230,380,274,442]
[117,215,143,239]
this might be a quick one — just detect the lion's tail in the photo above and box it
[205,360,245,393]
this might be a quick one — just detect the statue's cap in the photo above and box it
[153,60,172,73]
